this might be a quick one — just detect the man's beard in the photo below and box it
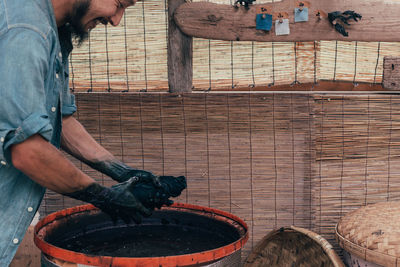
[66,0,91,46]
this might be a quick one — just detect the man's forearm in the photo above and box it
[11,134,94,194]
[61,116,145,182]
[61,115,114,165]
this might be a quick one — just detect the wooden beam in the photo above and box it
[192,81,387,92]
[168,0,193,93]
[174,0,400,42]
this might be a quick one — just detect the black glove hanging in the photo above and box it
[328,10,362,37]
[65,178,151,224]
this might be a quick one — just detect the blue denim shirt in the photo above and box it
[0,0,76,264]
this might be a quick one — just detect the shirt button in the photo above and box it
[58,52,62,58]
[28,207,33,212]
[0,137,4,142]
[51,107,56,112]
[13,238,19,244]
[1,161,6,166]
[56,73,59,79]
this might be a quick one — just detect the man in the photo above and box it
[0,0,185,265]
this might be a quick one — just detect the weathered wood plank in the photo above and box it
[174,0,400,42]
[168,0,193,93]
[383,57,400,90]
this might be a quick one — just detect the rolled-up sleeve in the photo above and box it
[61,64,77,116]
[0,28,53,163]
[62,91,77,116]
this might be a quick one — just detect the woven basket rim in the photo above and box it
[335,202,400,267]
[245,226,344,267]
[335,224,400,266]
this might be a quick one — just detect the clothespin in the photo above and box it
[278,13,284,23]
[299,2,304,12]
[315,10,326,21]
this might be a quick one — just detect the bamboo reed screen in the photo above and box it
[38,0,400,261]
[40,92,400,259]
[67,0,400,92]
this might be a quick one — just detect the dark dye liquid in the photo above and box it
[46,210,241,257]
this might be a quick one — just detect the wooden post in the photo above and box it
[168,0,193,93]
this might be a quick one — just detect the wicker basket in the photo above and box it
[244,226,344,267]
[336,201,400,267]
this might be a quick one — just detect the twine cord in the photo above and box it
[291,94,295,226]
[293,42,299,84]
[333,41,338,81]
[159,94,165,175]
[314,41,317,84]
[251,41,255,87]
[374,42,381,84]
[231,41,234,88]
[353,41,358,84]
[209,40,212,90]
[97,95,104,185]
[139,94,145,169]
[227,94,232,213]
[340,96,344,217]
[105,25,111,92]
[364,96,370,205]
[142,0,148,91]
[204,94,211,207]
[319,97,324,234]
[181,96,189,202]
[248,93,254,248]
[123,15,130,92]
[387,95,393,201]
[88,33,93,92]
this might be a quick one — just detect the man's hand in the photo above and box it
[121,167,161,188]
[130,175,187,209]
[65,178,151,224]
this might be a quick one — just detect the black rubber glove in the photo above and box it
[65,178,151,224]
[131,175,187,209]
[83,159,161,186]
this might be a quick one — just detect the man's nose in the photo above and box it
[109,9,124,26]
